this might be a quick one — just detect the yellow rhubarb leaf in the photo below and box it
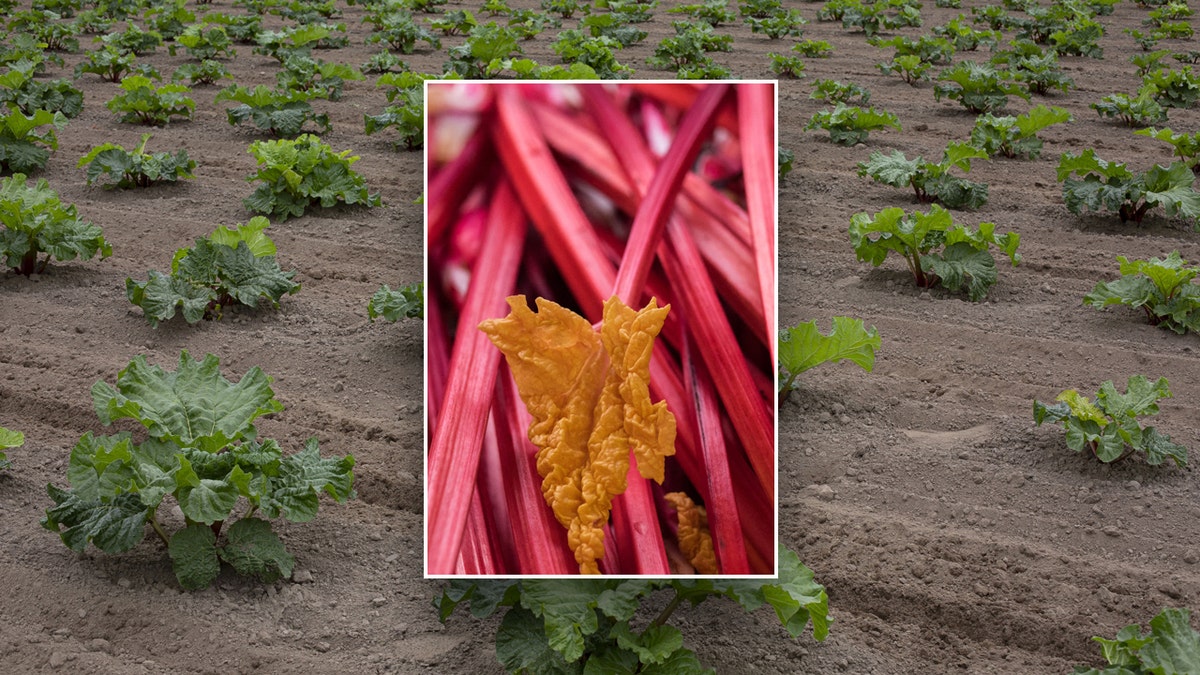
[479,294,676,574]
[664,491,718,575]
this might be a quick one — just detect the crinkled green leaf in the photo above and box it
[261,438,354,522]
[368,282,423,321]
[638,648,714,675]
[208,217,276,257]
[1096,375,1171,420]
[0,426,22,450]
[922,242,998,301]
[1139,607,1200,671]
[67,432,135,500]
[42,484,149,553]
[762,547,831,641]
[1141,427,1188,467]
[519,580,607,663]
[217,517,295,582]
[582,645,640,675]
[1141,162,1200,218]
[610,621,683,665]
[496,606,581,674]
[174,454,239,524]
[778,317,880,383]
[596,581,654,622]
[857,150,921,189]
[168,522,220,590]
[126,269,217,327]
[90,351,284,452]
[128,437,181,508]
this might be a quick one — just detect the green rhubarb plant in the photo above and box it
[215,84,331,138]
[968,104,1072,159]
[0,105,67,175]
[171,60,233,87]
[810,79,870,105]
[1072,608,1200,674]
[1092,91,1168,127]
[1056,150,1200,224]
[78,133,196,189]
[1142,66,1200,109]
[41,351,355,590]
[368,281,423,322]
[849,204,1021,301]
[934,61,1029,113]
[778,317,880,401]
[0,426,23,470]
[794,39,834,57]
[243,134,381,221]
[805,103,900,146]
[0,173,110,276]
[857,142,989,209]
[1084,251,1200,334]
[106,75,195,126]
[126,217,299,326]
[877,55,931,84]
[437,546,829,674]
[170,24,235,60]
[0,62,84,118]
[1034,375,1188,467]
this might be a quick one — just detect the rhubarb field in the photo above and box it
[2,0,1200,672]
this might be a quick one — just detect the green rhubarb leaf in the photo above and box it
[91,351,284,452]
[1141,162,1200,218]
[42,485,149,553]
[261,438,354,522]
[761,547,831,641]
[66,432,135,500]
[1084,275,1159,311]
[496,606,580,674]
[922,242,998,301]
[1141,427,1188,467]
[1057,149,1132,182]
[778,317,880,380]
[610,621,683,665]
[168,522,220,590]
[857,150,921,188]
[849,206,951,267]
[1138,608,1200,671]
[174,454,239,524]
[207,241,300,309]
[368,282,423,321]
[520,580,607,663]
[126,270,217,327]
[217,517,295,582]
[638,648,713,675]
[1096,375,1171,420]
[596,581,654,622]
[1033,399,1071,426]
[128,437,182,508]
[209,216,276,257]
[0,426,23,450]
[582,645,640,674]
[1118,252,1197,299]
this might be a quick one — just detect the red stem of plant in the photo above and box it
[611,83,731,305]
[737,83,777,362]
[428,129,492,246]
[611,452,671,575]
[426,179,526,575]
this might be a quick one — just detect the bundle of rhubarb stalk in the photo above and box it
[426,82,776,576]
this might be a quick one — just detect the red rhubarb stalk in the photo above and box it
[611,452,671,575]
[426,179,526,575]
[737,83,778,361]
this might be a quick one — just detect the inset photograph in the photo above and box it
[425,82,777,576]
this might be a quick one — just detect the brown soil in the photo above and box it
[2,0,1198,674]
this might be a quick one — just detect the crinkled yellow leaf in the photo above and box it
[479,295,676,574]
[664,492,717,575]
